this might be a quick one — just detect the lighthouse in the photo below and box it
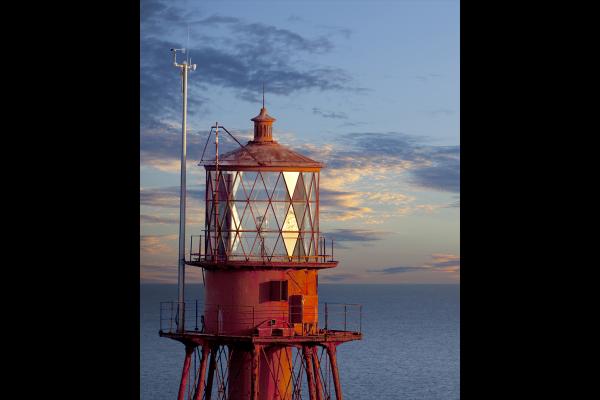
[160,101,363,400]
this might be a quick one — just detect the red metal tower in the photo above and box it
[160,105,362,400]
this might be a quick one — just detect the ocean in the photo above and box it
[141,284,459,399]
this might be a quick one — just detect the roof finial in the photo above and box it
[262,83,265,108]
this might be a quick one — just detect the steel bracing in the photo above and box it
[175,342,347,400]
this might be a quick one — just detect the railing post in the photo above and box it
[195,300,198,331]
[359,305,362,333]
[344,305,347,331]
[331,238,334,261]
[325,303,328,330]
[170,302,174,333]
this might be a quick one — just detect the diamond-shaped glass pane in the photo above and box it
[261,172,279,197]
[251,173,270,201]
[233,171,246,200]
[241,171,258,200]
[271,173,289,202]
[240,231,257,258]
[283,172,299,200]
[271,234,287,258]
[282,204,299,257]
[292,173,306,202]
[252,201,270,231]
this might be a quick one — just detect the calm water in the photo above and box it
[141,284,459,399]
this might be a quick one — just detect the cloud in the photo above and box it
[307,132,460,194]
[313,107,348,119]
[373,266,424,274]
[325,228,388,243]
[370,254,460,275]
[140,186,205,208]
[140,214,179,224]
[141,2,363,136]
[140,234,178,255]
[319,273,359,282]
[140,264,204,284]
[141,3,364,172]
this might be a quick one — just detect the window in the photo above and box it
[269,280,288,301]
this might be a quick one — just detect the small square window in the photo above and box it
[269,280,288,301]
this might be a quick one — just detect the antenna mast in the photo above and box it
[171,48,197,333]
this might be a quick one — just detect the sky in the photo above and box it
[140,0,460,284]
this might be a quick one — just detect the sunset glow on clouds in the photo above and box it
[140,0,459,283]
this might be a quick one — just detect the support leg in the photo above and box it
[251,345,261,400]
[312,347,324,400]
[205,346,217,400]
[178,346,195,400]
[193,345,210,400]
[325,344,343,400]
[302,346,318,400]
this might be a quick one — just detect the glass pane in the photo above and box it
[230,200,241,231]
[292,236,305,259]
[283,172,299,200]
[241,171,258,200]
[252,201,270,230]
[230,231,242,255]
[240,231,257,258]
[271,234,287,258]
[282,204,299,257]
[232,171,246,201]
[261,172,279,198]
[303,172,314,202]
[263,203,278,233]
[263,232,279,259]
[292,173,306,202]
[251,173,270,201]
[292,201,307,231]
[271,173,289,202]
[271,200,288,231]
[238,202,254,232]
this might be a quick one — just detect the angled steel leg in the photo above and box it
[193,345,210,400]
[303,346,318,400]
[251,345,262,400]
[205,346,218,400]
[325,344,343,400]
[312,347,324,400]
[178,346,195,400]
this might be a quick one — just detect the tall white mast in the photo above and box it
[171,48,196,333]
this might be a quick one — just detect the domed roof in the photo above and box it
[203,106,323,169]
[203,140,323,169]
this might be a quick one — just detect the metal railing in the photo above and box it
[187,232,336,264]
[160,300,362,335]
[323,302,362,333]
[160,301,205,333]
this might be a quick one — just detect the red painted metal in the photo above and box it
[204,346,217,400]
[162,105,362,399]
[303,346,318,400]
[251,345,261,400]
[325,344,343,400]
[312,348,324,400]
[178,346,195,400]
[193,346,209,400]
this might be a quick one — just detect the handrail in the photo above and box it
[189,230,337,264]
[159,300,362,335]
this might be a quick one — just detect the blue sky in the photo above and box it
[140,0,460,283]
